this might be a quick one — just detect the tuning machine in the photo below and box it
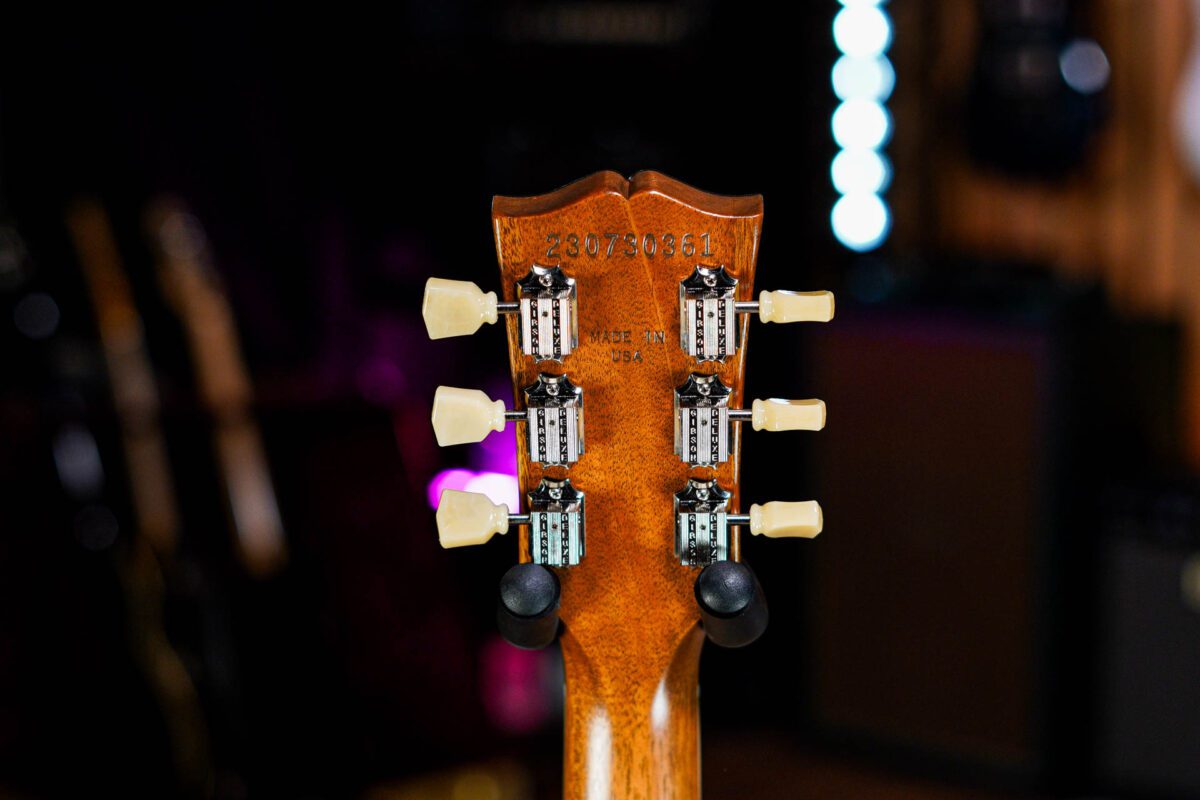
[674,478,822,568]
[436,477,585,567]
[674,373,824,467]
[432,373,584,467]
[679,265,834,361]
[423,264,577,361]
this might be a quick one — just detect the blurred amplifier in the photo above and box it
[1098,483,1200,797]
[802,272,1176,787]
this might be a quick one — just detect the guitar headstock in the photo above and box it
[424,171,832,797]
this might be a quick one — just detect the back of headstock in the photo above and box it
[423,171,832,800]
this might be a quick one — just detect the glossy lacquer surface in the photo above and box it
[493,172,762,800]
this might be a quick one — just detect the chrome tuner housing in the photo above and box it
[675,373,733,467]
[679,265,738,362]
[523,373,584,467]
[516,264,577,362]
[528,478,585,568]
[674,478,732,567]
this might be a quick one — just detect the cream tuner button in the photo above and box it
[422,277,504,339]
[747,500,823,539]
[431,386,509,447]
[749,398,826,432]
[756,290,835,324]
[435,490,514,549]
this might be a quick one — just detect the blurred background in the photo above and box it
[2,0,1199,798]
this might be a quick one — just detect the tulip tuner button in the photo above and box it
[432,374,584,467]
[729,500,823,540]
[423,264,577,362]
[675,373,825,467]
[679,265,834,362]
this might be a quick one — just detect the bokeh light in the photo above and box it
[833,6,892,58]
[832,55,895,102]
[831,1,892,253]
[831,149,892,195]
[831,192,892,252]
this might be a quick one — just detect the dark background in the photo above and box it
[1,2,1197,799]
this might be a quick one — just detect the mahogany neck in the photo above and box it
[560,626,705,800]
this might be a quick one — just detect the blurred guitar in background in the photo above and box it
[67,200,211,798]
[146,199,287,579]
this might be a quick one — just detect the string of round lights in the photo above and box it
[831,0,893,252]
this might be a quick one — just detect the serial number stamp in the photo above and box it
[546,232,714,260]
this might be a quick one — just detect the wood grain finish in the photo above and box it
[493,172,763,800]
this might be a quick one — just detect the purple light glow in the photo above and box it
[479,635,556,733]
[426,468,474,508]
[427,468,520,512]
[471,419,518,475]
[472,380,519,475]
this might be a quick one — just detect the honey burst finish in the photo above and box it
[493,171,762,800]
